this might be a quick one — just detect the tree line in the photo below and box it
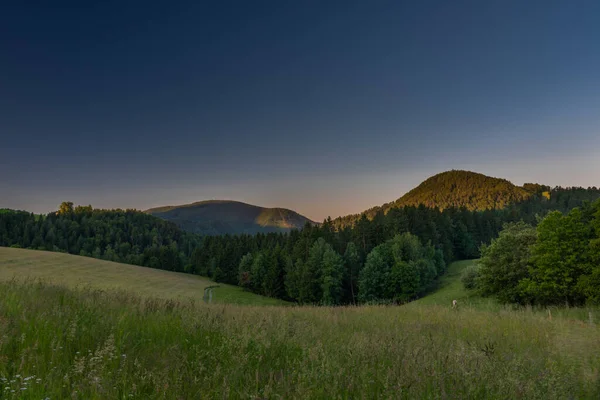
[465,199,600,305]
[0,202,198,273]
[1,186,599,305]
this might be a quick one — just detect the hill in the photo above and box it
[0,246,286,305]
[332,170,600,228]
[145,200,314,235]
[391,170,534,211]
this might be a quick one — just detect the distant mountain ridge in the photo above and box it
[145,200,314,235]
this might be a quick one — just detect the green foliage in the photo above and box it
[461,263,481,290]
[238,252,253,289]
[320,247,345,305]
[343,242,361,304]
[358,249,388,303]
[394,170,534,211]
[0,205,193,273]
[358,233,439,304]
[479,200,600,306]
[521,208,593,305]
[477,222,538,303]
[58,201,74,215]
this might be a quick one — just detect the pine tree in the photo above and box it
[343,242,361,304]
[321,247,345,305]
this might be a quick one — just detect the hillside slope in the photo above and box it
[392,170,533,211]
[412,259,498,310]
[0,247,286,305]
[332,170,547,227]
[2,270,599,398]
[146,200,314,235]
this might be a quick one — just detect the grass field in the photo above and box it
[0,247,286,305]
[415,259,599,321]
[1,248,599,398]
[414,260,499,310]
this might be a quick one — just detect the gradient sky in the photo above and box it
[2,1,600,221]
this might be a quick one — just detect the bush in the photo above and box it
[461,264,481,290]
[478,222,537,304]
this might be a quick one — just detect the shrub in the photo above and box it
[461,263,481,290]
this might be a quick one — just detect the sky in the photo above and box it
[1,0,599,221]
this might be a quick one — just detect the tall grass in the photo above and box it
[0,280,598,399]
[0,247,287,306]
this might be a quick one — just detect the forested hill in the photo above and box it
[0,204,197,273]
[145,200,314,235]
[3,188,600,305]
[332,170,600,228]
[393,170,534,211]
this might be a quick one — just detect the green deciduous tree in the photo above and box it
[520,209,592,305]
[358,249,389,303]
[477,222,537,303]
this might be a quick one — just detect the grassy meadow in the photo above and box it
[413,260,500,310]
[0,248,599,399]
[0,247,285,306]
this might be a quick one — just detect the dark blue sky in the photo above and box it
[2,1,599,220]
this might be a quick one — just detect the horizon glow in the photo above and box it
[2,1,600,221]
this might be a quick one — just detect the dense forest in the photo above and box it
[1,183,600,305]
[332,184,600,229]
[0,203,198,273]
[469,198,600,305]
[394,170,535,211]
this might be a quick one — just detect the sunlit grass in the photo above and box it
[414,259,499,310]
[0,247,286,305]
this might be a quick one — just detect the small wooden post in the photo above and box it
[589,311,594,326]
[203,287,211,303]
[203,285,219,304]
[547,309,552,321]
